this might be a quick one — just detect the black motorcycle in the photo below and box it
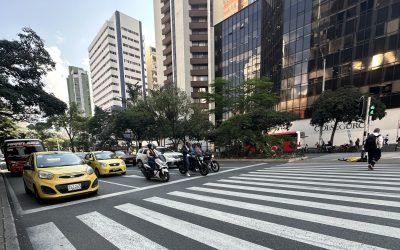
[178,154,209,176]
[203,153,220,172]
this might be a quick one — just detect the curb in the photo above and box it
[0,174,20,250]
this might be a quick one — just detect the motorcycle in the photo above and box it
[138,155,170,182]
[203,153,220,172]
[178,154,209,176]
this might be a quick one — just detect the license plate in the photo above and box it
[67,183,81,191]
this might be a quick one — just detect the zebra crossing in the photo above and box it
[26,163,400,249]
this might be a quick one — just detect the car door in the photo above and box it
[23,155,35,191]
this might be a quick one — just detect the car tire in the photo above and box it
[95,168,100,177]
[24,181,31,194]
[33,185,42,203]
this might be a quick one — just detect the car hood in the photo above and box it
[37,165,88,174]
[99,159,124,164]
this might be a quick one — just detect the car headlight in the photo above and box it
[38,171,54,180]
[100,162,107,167]
[120,161,126,166]
[86,166,94,175]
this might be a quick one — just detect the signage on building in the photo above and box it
[313,122,364,132]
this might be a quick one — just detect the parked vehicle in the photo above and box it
[137,154,169,182]
[2,139,45,174]
[84,151,126,177]
[114,150,136,166]
[22,151,98,202]
[75,152,87,160]
[178,154,209,176]
[0,153,5,169]
[203,153,220,172]
[156,147,183,167]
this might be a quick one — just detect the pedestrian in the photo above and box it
[396,137,400,151]
[364,128,384,170]
[384,134,389,145]
[182,142,191,176]
[355,138,360,150]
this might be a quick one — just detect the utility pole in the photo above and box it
[361,96,371,159]
[317,0,326,145]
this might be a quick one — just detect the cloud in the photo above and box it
[42,46,69,104]
[55,31,64,44]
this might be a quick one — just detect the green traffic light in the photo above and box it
[369,105,375,115]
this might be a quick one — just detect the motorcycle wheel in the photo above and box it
[160,171,170,182]
[145,172,152,180]
[210,161,220,172]
[178,164,187,174]
[199,163,209,176]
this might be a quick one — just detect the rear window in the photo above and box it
[4,141,44,157]
[36,153,83,168]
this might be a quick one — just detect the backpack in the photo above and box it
[364,134,378,151]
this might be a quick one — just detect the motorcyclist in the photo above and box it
[182,141,191,176]
[146,143,157,172]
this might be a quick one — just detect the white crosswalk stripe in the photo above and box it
[77,211,166,250]
[27,222,76,250]
[26,162,400,249]
[145,197,385,250]
[116,203,270,250]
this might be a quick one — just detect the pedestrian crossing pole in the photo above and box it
[361,96,371,160]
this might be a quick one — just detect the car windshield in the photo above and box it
[115,151,126,157]
[75,153,86,159]
[95,152,117,160]
[157,148,174,153]
[36,153,83,168]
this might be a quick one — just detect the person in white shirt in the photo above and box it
[364,128,384,170]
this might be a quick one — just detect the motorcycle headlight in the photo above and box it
[100,162,107,167]
[211,154,215,158]
[86,166,94,175]
[38,171,54,180]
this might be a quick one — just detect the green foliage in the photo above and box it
[0,27,66,119]
[0,117,18,144]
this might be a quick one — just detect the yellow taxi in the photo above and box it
[22,151,98,201]
[85,151,126,177]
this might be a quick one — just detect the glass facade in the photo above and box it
[215,0,262,87]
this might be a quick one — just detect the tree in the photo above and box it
[0,27,66,120]
[0,117,18,144]
[310,87,386,145]
[185,106,214,141]
[50,103,87,152]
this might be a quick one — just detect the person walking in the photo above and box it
[364,128,384,170]
[384,134,389,145]
[182,142,191,177]
[395,137,400,151]
[355,138,360,150]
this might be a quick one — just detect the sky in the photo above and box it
[1,0,155,103]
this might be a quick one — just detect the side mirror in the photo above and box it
[88,157,94,161]
[23,163,32,171]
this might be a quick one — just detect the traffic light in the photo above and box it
[369,104,376,116]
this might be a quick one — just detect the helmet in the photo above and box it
[147,143,156,149]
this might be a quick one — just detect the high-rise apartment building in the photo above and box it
[88,11,146,110]
[145,46,158,90]
[153,0,210,109]
[66,66,92,117]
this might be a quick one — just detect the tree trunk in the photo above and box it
[70,138,75,152]
[330,120,339,146]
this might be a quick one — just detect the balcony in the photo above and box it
[161,14,170,24]
[190,69,208,76]
[191,80,208,87]
[189,34,208,41]
[189,22,207,29]
[190,46,208,53]
[163,45,172,56]
[161,2,170,13]
[189,0,207,4]
[162,25,171,35]
[164,66,173,75]
[189,9,207,17]
[190,57,208,64]
[162,35,171,45]
[163,55,172,66]
[165,77,173,85]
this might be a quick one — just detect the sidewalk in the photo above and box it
[0,172,20,250]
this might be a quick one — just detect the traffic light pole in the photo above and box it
[361,96,371,159]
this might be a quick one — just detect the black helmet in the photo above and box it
[147,143,156,149]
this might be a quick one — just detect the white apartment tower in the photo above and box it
[89,11,146,110]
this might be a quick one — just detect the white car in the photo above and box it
[136,147,182,168]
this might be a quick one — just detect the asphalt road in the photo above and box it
[4,156,400,249]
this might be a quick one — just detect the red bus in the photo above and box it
[268,131,305,153]
[1,139,45,173]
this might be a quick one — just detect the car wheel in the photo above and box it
[23,181,31,194]
[33,185,42,203]
[95,168,100,177]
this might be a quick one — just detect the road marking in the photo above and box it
[254,170,400,178]
[15,163,267,215]
[116,203,269,250]
[169,191,400,238]
[231,176,400,191]
[77,211,165,250]
[222,178,400,199]
[3,176,23,215]
[122,174,143,178]
[204,183,400,208]
[187,186,400,221]
[27,222,76,250]
[260,169,400,175]
[240,173,400,186]
[145,197,384,250]
[98,180,139,189]
[265,166,400,171]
